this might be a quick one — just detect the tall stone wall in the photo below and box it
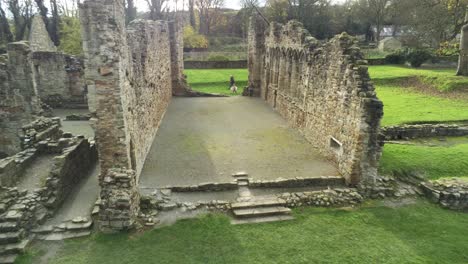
[80,0,183,231]
[249,18,383,185]
[124,20,172,177]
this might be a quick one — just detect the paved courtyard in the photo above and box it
[139,97,338,188]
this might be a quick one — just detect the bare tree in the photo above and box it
[367,0,390,41]
[0,1,13,43]
[145,0,169,20]
[7,0,33,41]
[457,5,468,75]
[196,0,224,34]
[189,0,196,28]
[125,0,137,23]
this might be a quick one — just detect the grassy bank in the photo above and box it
[369,65,468,92]
[18,200,468,264]
[376,84,468,126]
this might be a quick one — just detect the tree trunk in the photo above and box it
[126,0,137,24]
[457,7,468,76]
[189,0,196,29]
[50,0,60,46]
[0,3,13,43]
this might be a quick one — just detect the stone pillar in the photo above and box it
[99,168,140,232]
[79,0,130,174]
[248,15,267,97]
[80,0,140,231]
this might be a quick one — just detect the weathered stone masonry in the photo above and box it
[80,0,186,231]
[249,18,384,185]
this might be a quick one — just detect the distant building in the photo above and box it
[378,37,402,51]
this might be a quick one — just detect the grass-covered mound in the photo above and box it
[17,200,468,264]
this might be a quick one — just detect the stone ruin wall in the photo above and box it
[80,0,174,178]
[0,42,38,157]
[31,52,86,107]
[249,18,383,185]
[124,20,172,177]
[79,0,185,231]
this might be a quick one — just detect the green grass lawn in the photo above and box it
[376,84,468,126]
[380,138,468,180]
[185,69,248,96]
[18,200,468,264]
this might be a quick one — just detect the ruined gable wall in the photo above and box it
[29,16,57,52]
[251,19,383,185]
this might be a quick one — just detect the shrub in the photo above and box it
[436,41,459,57]
[406,49,433,68]
[385,50,406,64]
[183,26,208,49]
[207,55,230,61]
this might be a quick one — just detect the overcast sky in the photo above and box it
[133,0,345,12]
[134,0,252,11]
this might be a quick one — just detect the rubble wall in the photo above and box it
[249,19,384,184]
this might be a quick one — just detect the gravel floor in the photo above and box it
[139,97,338,188]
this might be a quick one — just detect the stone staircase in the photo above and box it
[32,217,93,241]
[230,172,294,225]
[0,219,29,264]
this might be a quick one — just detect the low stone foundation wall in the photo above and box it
[157,176,345,192]
[184,60,247,69]
[41,138,97,210]
[277,188,363,207]
[421,179,468,211]
[0,149,37,187]
[382,124,468,140]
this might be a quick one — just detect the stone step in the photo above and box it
[0,223,18,233]
[231,198,286,209]
[39,230,92,241]
[0,239,29,255]
[231,215,294,225]
[0,231,22,245]
[0,254,17,264]
[233,206,291,218]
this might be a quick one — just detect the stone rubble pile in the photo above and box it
[21,117,62,149]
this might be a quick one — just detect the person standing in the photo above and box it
[229,75,235,89]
